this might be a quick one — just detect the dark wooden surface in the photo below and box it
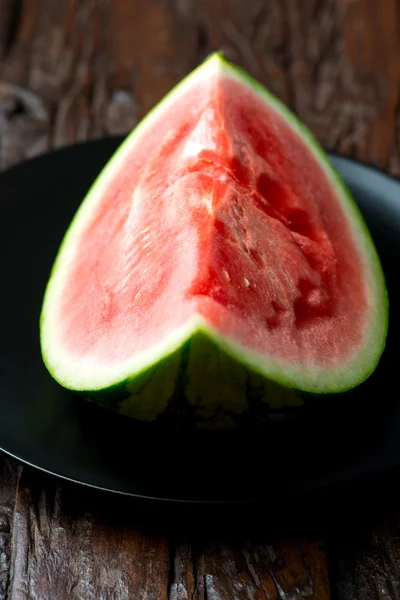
[0,1,400,598]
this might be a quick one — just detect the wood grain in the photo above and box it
[1,0,400,170]
[0,459,18,600]
[7,467,332,600]
[0,0,399,598]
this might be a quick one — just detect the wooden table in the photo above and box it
[0,1,399,598]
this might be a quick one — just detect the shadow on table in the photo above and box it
[15,449,400,546]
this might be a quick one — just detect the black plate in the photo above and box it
[0,138,398,503]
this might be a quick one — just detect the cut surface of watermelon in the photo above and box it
[41,53,388,424]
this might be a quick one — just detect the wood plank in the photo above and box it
[0,0,19,59]
[9,473,171,600]
[8,468,331,600]
[1,0,399,169]
[332,518,400,600]
[328,479,400,600]
[0,458,19,600]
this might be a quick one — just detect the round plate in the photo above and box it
[0,138,398,503]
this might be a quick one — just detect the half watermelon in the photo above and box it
[40,53,388,428]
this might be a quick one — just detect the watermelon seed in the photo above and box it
[244,278,250,288]
[249,248,264,267]
[223,269,231,282]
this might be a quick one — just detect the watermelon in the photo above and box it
[40,52,388,429]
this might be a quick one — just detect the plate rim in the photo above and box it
[0,138,398,503]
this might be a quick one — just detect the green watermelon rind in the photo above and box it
[40,52,388,409]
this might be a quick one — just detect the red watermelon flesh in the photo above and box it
[61,74,364,366]
[41,54,387,421]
